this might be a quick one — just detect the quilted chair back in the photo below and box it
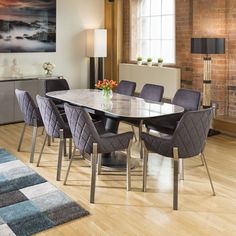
[172,89,201,112]
[172,108,213,158]
[64,103,101,155]
[36,95,65,138]
[116,80,136,96]
[140,84,164,102]
[15,89,41,126]
[45,79,70,93]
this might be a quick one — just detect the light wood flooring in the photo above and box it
[0,123,236,236]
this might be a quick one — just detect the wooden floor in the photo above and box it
[0,123,236,236]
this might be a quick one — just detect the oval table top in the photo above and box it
[46,89,184,120]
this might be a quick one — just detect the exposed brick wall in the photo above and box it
[227,0,236,116]
[176,0,193,90]
[176,0,236,116]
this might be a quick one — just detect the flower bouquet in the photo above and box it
[43,62,55,76]
[95,79,118,99]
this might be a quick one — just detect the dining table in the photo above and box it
[46,89,184,169]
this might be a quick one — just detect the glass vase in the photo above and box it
[102,89,113,100]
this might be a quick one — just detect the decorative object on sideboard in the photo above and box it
[191,38,225,108]
[43,62,55,76]
[95,79,118,100]
[0,0,56,53]
[157,58,163,67]
[147,58,153,67]
[137,56,143,66]
[86,29,107,89]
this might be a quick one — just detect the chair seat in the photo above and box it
[99,131,133,154]
[145,113,183,135]
[141,132,173,157]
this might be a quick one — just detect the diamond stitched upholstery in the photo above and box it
[172,88,201,112]
[145,88,201,135]
[140,84,164,102]
[64,103,133,155]
[126,84,164,126]
[15,89,43,127]
[36,95,71,138]
[115,80,136,96]
[141,109,213,158]
[45,79,70,107]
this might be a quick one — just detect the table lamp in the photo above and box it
[86,29,107,89]
[191,38,225,108]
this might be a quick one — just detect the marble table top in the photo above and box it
[46,89,184,119]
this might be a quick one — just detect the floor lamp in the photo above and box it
[86,29,107,89]
[191,38,225,136]
[191,38,225,108]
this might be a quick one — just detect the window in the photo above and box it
[136,0,175,64]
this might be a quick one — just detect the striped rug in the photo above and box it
[0,149,89,236]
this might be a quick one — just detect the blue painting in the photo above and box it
[0,0,56,53]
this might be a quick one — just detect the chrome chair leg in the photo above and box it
[200,154,204,166]
[90,143,98,203]
[142,141,148,192]
[47,136,51,146]
[64,152,75,185]
[37,134,48,167]
[56,130,64,181]
[179,159,184,180]
[131,125,138,142]
[69,138,72,159]
[29,125,38,163]
[127,140,132,191]
[17,123,26,152]
[138,120,143,142]
[201,153,216,196]
[97,153,102,175]
[173,147,179,210]
[64,138,67,157]
[140,140,144,160]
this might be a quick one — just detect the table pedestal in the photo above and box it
[103,117,140,169]
[101,152,140,170]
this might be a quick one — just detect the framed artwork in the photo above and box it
[0,0,56,53]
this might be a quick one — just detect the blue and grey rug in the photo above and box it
[0,149,89,236]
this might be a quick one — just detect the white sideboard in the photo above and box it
[119,63,181,99]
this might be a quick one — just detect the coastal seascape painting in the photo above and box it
[0,0,56,53]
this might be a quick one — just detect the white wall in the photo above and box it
[0,0,104,89]
[119,63,181,99]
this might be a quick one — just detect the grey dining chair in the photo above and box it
[36,95,73,181]
[141,109,215,210]
[128,84,164,141]
[15,89,44,163]
[145,88,201,135]
[45,78,70,111]
[116,80,136,96]
[63,103,134,203]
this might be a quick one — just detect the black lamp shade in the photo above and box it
[191,38,225,54]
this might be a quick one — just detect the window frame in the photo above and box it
[136,0,176,64]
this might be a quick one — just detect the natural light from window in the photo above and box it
[137,0,176,64]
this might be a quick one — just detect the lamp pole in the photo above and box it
[86,29,107,89]
[203,55,212,108]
